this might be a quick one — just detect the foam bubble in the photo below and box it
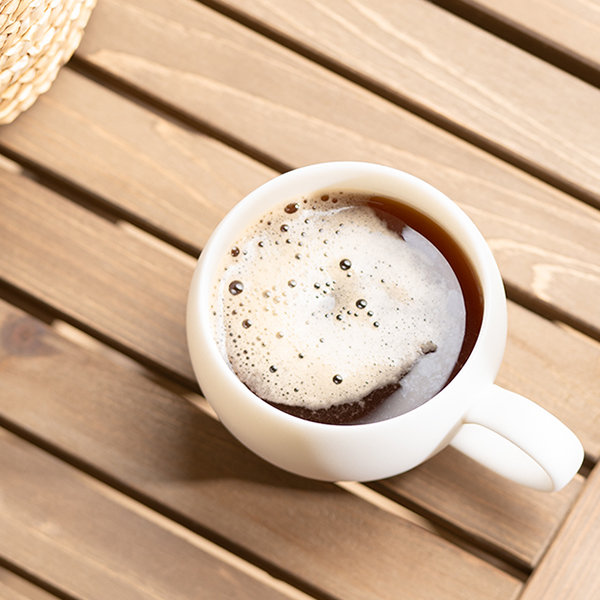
[210,193,466,414]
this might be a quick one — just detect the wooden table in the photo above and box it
[1,1,599,598]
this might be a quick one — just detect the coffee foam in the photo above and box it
[211,193,466,414]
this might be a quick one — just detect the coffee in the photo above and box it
[210,191,483,425]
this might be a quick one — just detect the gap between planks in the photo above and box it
[67,58,290,175]
[0,151,198,267]
[0,142,202,258]
[0,559,78,600]
[427,0,600,89]
[0,278,198,389]
[339,482,529,582]
[366,461,590,578]
[191,0,600,210]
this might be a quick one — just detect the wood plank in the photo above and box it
[65,0,600,335]
[78,0,600,204]
[520,463,600,599]
[0,68,274,252]
[0,568,59,600]
[448,0,600,71]
[0,304,521,600]
[2,153,600,463]
[0,430,307,600]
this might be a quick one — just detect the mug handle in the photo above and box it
[449,384,584,492]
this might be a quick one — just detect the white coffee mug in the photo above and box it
[187,162,583,491]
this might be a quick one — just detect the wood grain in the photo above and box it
[0,303,521,600]
[520,463,600,599]
[0,568,59,600]
[1,171,599,462]
[69,0,600,334]
[79,0,600,203]
[453,0,600,70]
[0,430,306,600]
[0,68,275,252]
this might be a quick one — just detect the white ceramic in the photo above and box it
[187,162,583,492]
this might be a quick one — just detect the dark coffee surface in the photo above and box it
[269,380,401,424]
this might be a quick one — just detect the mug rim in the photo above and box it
[187,161,506,431]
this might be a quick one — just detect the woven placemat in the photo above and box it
[0,0,96,124]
